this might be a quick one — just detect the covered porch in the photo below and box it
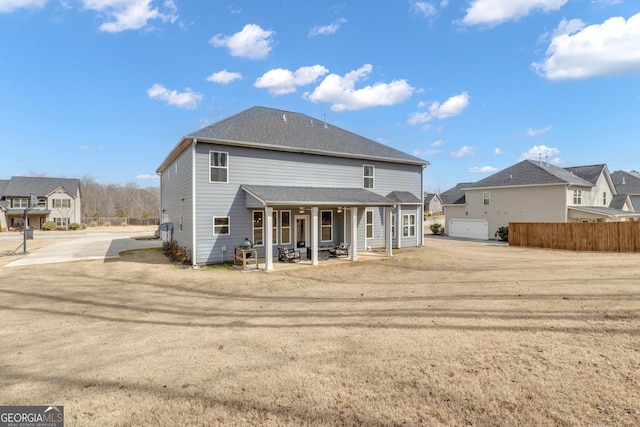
[568,206,640,222]
[241,185,397,271]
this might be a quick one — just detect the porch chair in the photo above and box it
[329,242,349,257]
[278,246,301,262]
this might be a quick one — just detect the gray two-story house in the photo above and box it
[0,176,82,231]
[156,106,428,269]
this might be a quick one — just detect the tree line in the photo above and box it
[80,176,160,219]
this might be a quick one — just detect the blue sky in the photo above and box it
[1,0,638,193]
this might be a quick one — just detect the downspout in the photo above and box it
[192,138,197,267]
[420,164,426,246]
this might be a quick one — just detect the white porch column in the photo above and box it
[265,206,273,271]
[385,206,393,257]
[350,207,358,261]
[397,205,402,249]
[311,207,319,265]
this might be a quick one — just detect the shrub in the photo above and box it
[430,223,443,235]
[496,226,509,242]
[162,241,192,265]
[88,221,98,227]
[68,223,83,230]
[41,221,57,231]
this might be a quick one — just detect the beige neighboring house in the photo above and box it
[443,160,639,240]
[0,176,81,231]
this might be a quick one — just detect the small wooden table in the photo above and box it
[306,247,333,261]
[234,247,258,270]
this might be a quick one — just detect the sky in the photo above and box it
[1,0,639,193]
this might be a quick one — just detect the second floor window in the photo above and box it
[53,199,71,208]
[603,192,607,206]
[210,151,228,183]
[483,192,490,205]
[11,198,29,208]
[573,190,582,205]
[363,165,374,189]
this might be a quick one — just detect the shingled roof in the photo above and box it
[465,160,594,189]
[441,182,472,205]
[3,176,80,197]
[158,106,428,173]
[611,170,640,195]
[241,185,395,206]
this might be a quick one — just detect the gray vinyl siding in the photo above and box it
[160,147,193,254]
[189,142,422,264]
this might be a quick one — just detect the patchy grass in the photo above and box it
[0,238,639,426]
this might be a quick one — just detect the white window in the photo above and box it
[210,151,229,183]
[402,214,416,237]
[603,192,607,206]
[363,165,374,189]
[280,211,291,245]
[366,210,374,239]
[321,211,333,242]
[12,198,29,208]
[573,190,582,205]
[54,217,69,228]
[252,211,264,246]
[272,211,278,244]
[37,198,46,208]
[53,199,71,208]
[213,217,230,235]
[483,192,490,206]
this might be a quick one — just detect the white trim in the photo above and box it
[192,139,197,266]
[208,150,229,183]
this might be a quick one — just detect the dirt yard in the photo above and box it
[0,231,639,426]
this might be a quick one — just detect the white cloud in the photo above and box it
[309,18,346,36]
[519,144,562,163]
[432,139,446,146]
[210,24,274,59]
[451,145,476,158]
[461,0,567,26]
[0,0,47,13]
[525,124,552,136]
[206,70,243,85]
[304,64,414,111]
[255,65,329,95]
[532,13,640,80]
[468,166,498,173]
[136,174,160,182]
[408,92,469,124]
[80,145,104,151]
[147,83,203,109]
[411,1,436,18]
[81,0,178,33]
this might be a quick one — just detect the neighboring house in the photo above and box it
[443,159,638,240]
[610,170,640,213]
[156,106,428,269]
[423,192,443,215]
[0,176,82,231]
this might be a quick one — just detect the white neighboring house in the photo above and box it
[0,176,82,230]
[423,193,443,215]
[443,160,639,240]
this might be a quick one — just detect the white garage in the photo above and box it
[448,219,489,240]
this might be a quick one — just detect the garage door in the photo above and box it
[448,219,488,240]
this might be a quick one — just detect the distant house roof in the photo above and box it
[158,106,429,173]
[609,194,629,210]
[611,170,640,195]
[0,179,9,198]
[3,176,80,197]
[441,183,472,205]
[241,185,395,207]
[464,160,594,189]
[630,195,640,212]
[386,191,422,204]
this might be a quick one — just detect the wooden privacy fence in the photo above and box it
[509,222,640,252]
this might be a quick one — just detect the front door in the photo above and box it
[294,215,309,249]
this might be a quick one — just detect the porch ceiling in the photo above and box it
[241,185,395,207]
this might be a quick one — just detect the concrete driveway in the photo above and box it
[3,232,162,268]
